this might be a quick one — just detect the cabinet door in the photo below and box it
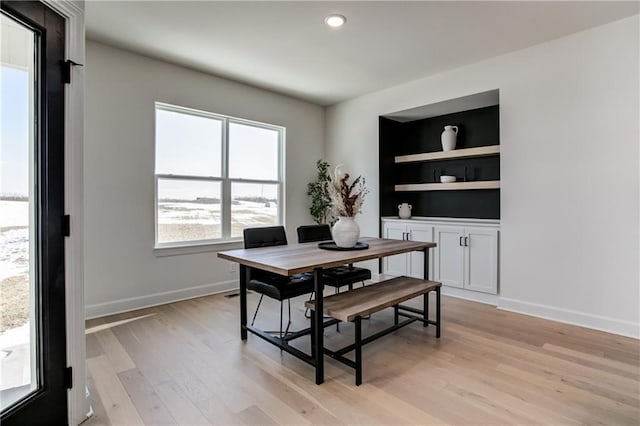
[434,226,465,288]
[407,223,434,280]
[464,228,498,294]
[382,222,408,276]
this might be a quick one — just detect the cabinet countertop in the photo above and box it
[382,216,500,226]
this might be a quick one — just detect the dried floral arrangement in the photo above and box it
[328,165,369,218]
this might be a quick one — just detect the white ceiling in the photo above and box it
[86,1,639,106]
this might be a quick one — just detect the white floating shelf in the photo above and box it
[395,145,500,164]
[395,180,501,192]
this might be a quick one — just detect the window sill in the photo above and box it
[154,239,243,257]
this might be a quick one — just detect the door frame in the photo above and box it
[4,1,89,424]
[39,1,88,424]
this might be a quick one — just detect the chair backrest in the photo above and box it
[243,226,288,249]
[297,224,332,243]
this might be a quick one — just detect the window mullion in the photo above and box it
[279,128,285,226]
[221,118,231,239]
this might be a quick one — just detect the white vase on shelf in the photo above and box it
[332,216,360,248]
[441,125,458,151]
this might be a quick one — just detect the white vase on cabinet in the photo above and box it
[398,203,412,219]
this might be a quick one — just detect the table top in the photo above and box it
[217,237,436,276]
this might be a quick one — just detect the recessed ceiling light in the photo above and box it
[325,14,346,28]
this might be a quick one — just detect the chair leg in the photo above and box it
[251,294,264,326]
[280,301,284,338]
[284,299,292,337]
[304,292,314,319]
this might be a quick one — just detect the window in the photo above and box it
[155,103,283,247]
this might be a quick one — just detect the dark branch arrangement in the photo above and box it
[328,165,369,218]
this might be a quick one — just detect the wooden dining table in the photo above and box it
[218,236,436,384]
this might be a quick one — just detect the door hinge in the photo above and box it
[62,215,71,237]
[64,366,73,389]
[63,59,84,84]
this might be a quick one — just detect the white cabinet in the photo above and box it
[434,226,498,294]
[382,218,499,295]
[433,226,465,288]
[382,221,434,279]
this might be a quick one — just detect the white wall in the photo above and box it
[84,41,324,317]
[326,16,639,337]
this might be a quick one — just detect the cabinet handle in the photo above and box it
[459,236,463,246]
[406,232,411,241]
[464,236,469,247]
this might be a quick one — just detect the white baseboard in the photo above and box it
[499,297,640,339]
[85,276,639,339]
[85,279,238,319]
[375,273,500,306]
[441,286,499,306]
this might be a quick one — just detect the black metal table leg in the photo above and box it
[423,292,429,327]
[240,265,248,340]
[313,268,324,384]
[424,247,431,329]
[423,247,430,280]
[436,286,441,338]
[394,305,399,325]
[355,316,362,386]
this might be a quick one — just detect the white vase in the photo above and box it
[441,125,458,151]
[398,203,412,219]
[332,216,360,248]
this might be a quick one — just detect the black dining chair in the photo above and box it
[243,226,314,337]
[297,224,372,322]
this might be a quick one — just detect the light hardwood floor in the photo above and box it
[84,290,640,425]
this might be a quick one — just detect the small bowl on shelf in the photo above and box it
[440,175,456,183]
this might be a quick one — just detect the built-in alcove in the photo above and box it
[379,90,500,220]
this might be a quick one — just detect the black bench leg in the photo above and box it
[423,292,429,327]
[436,287,441,338]
[355,316,362,386]
[393,305,399,325]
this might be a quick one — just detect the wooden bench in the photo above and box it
[305,276,441,385]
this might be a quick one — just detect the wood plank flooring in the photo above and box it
[83,289,640,425]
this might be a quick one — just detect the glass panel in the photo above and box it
[157,179,222,243]
[231,182,279,238]
[0,14,38,410]
[228,122,279,180]
[155,108,222,177]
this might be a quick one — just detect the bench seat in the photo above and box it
[305,276,441,322]
[305,276,442,385]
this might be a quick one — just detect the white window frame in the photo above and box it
[154,102,285,251]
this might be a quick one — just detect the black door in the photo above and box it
[0,1,67,424]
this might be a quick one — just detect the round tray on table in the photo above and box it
[317,242,369,251]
